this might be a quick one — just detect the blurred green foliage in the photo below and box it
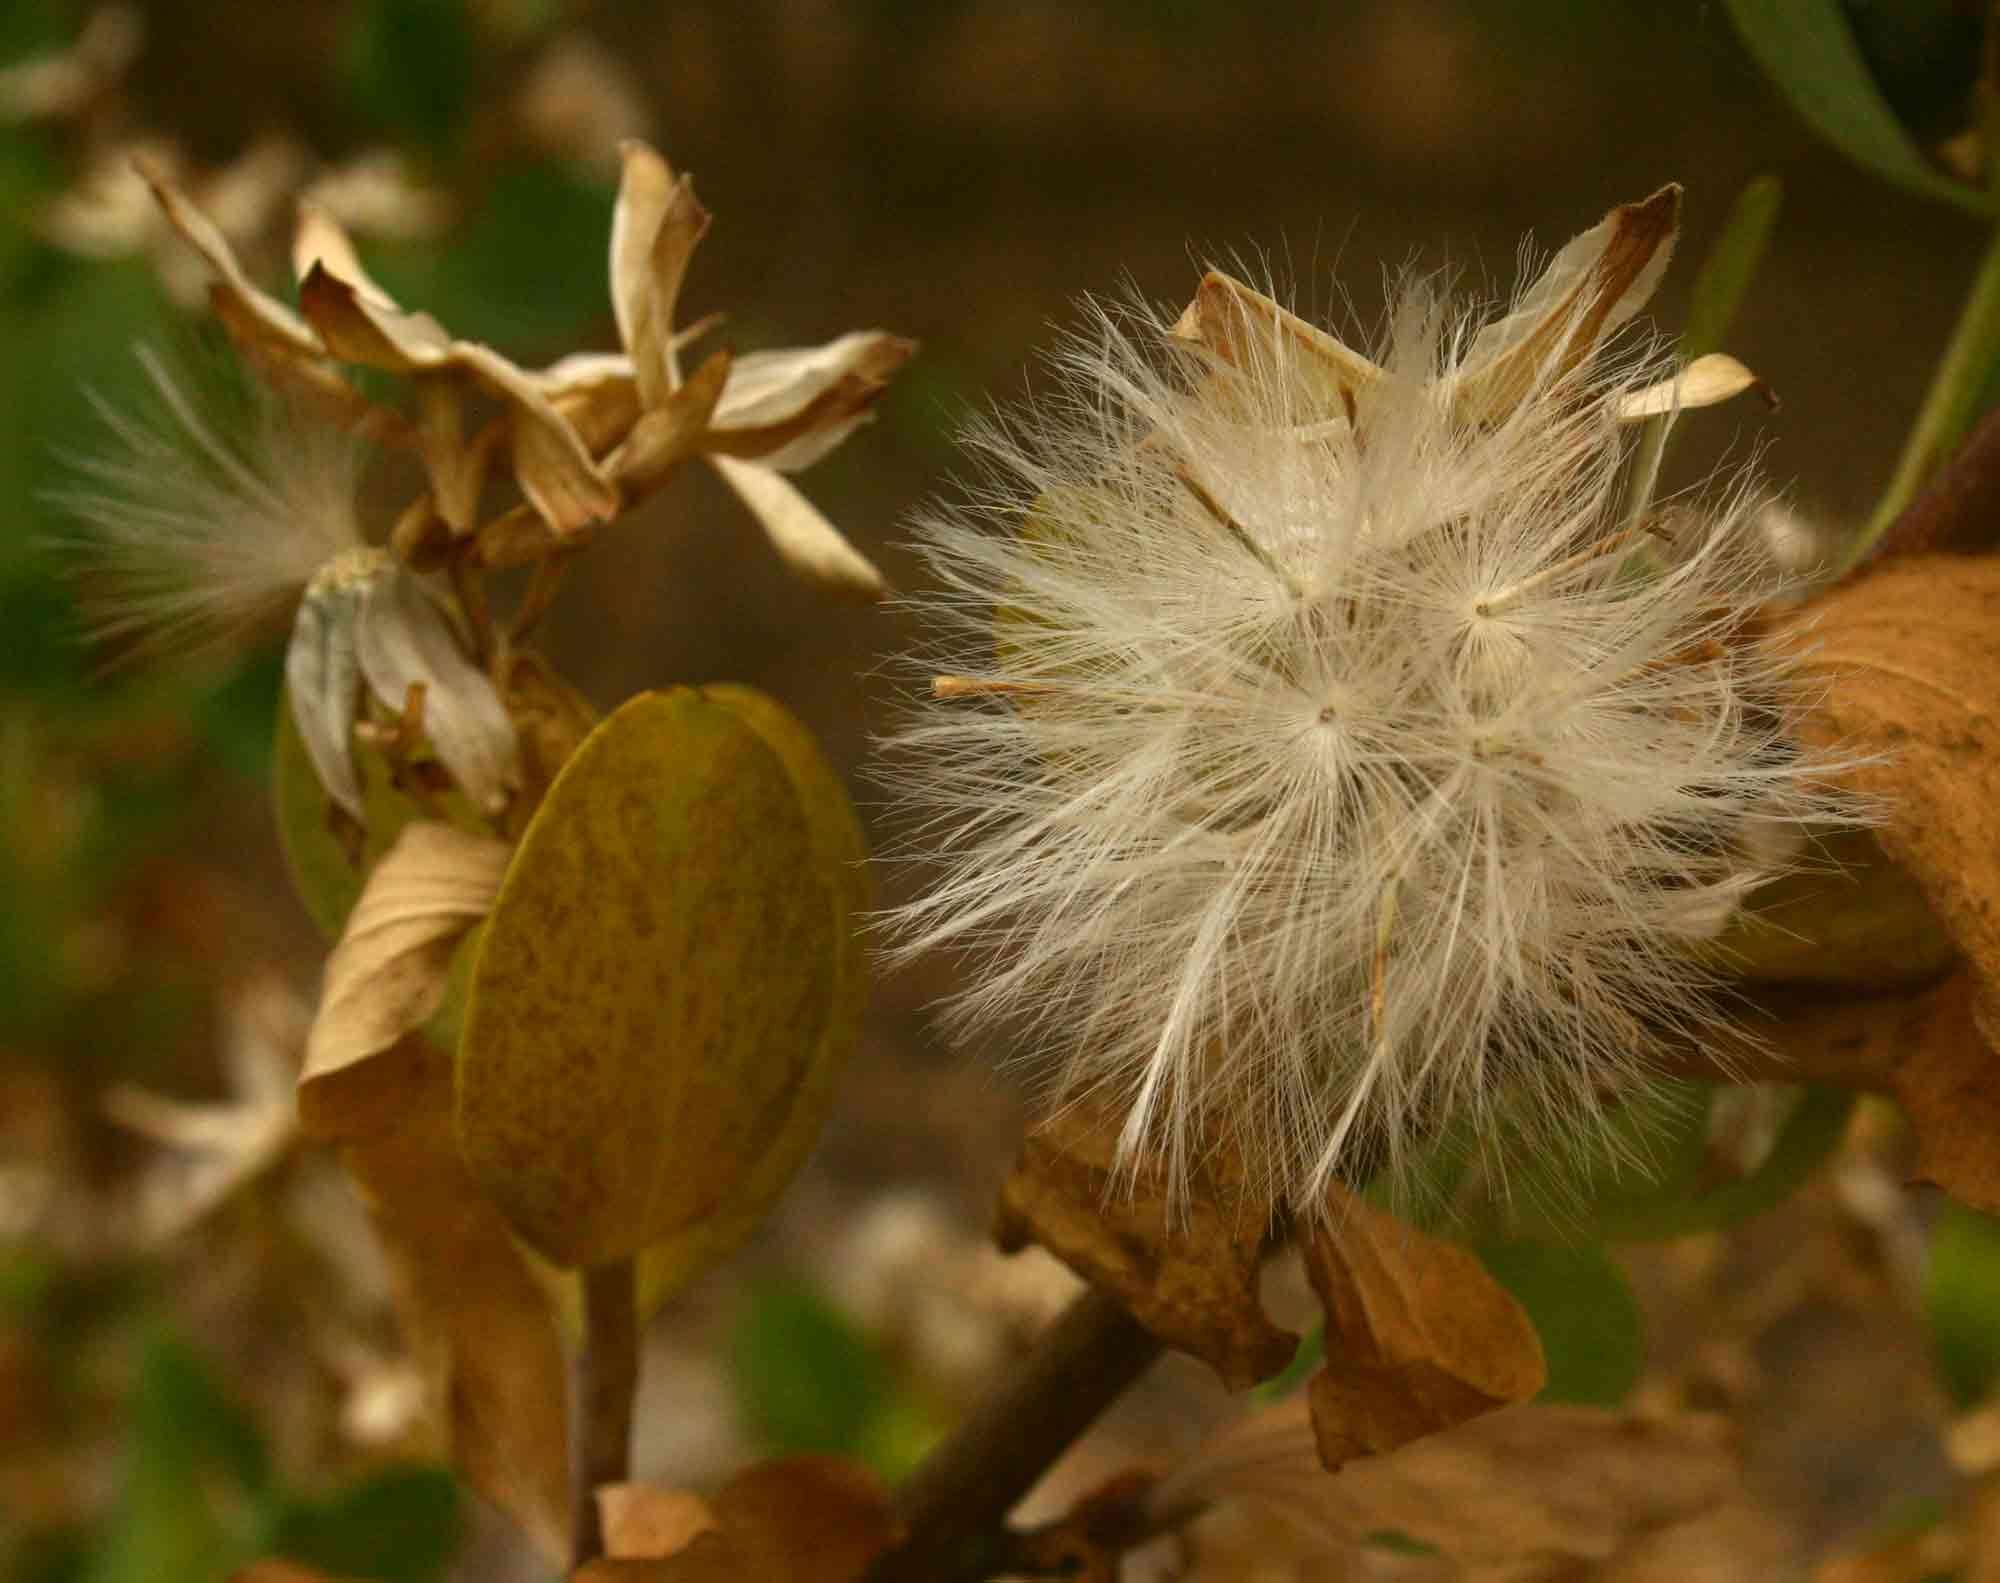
[0,3,601,1575]
[726,1281,941,1484]
[1925,1203,2000,1408]
[341,0,477,152]
[60,1335,458,1583]
[1473,1240,1643,1407]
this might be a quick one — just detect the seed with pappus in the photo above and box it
[882,188,1856,1215]
[60,351,519,819]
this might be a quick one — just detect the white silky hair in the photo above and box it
[58,346,366,653]
[881,274,1852,1217]
[57,349,521,817]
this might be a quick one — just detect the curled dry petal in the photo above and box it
[353,566,521,814]
[298,258,618,535]
[611,141,712,404]
[138,158,318,353]
[1450,185,1680,426]
[139,162,385,428]
[286,559,372,816]
[1171,269,1382,417]
[299,820,510,1132]
[711,455,888,600]
[541,350,646,455]
[609,348,733,494]
[710,331,917,464]
[1616,352,1768,422]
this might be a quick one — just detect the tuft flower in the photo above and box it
[883,189,1853,1215]
[61,353,519,817]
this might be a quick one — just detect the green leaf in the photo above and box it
[1681,175,1783,360]
[1474,1241,1643,1406]
[1722,0,1987,214]
[728,1282,892,1461]
[1925,1202,2000,1406]
[193,644,284,783]
[1251,1321,1324,1402]
[1493,1083,1854,1245]
[84,1336,270,1583]
[262,1466,461,1583]
[457,686,868,1273]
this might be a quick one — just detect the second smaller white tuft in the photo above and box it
[62,353,519,817]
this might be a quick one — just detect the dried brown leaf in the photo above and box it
[1883,974,2000,1210]
[1713,825,1955,990]
[333,1035,571,1562]
[1303,1188,1545,1469]
[993,1097,1294,1391]
[1152,1398,1737,1579]
[576,1458,896,1583]
[598,1483,719,1559]
[1776,553,2000,1207]
[299,821,508,1137]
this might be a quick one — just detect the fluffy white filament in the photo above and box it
[61,348,364,652]
[61,353,520,816]
[884,261,1847,1216]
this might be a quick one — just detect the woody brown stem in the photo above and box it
[568,1257,639,1570]
[864,1286,1162,1583]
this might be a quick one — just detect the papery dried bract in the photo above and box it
[456,686,867,1272]
[299,820,509,1135]
[582,140,915,597]
[289,550,520,818]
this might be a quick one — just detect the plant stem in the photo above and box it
[865,1286,1163,1583]
[1849,217,2000,572]
[568,1257,639,1570]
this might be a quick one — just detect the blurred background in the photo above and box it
[0,2,1991,1579]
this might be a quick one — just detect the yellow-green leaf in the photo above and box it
[456,686,866,1271]
[637,684,870,1301]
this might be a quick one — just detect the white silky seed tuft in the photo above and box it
[882,259,1855,1217]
